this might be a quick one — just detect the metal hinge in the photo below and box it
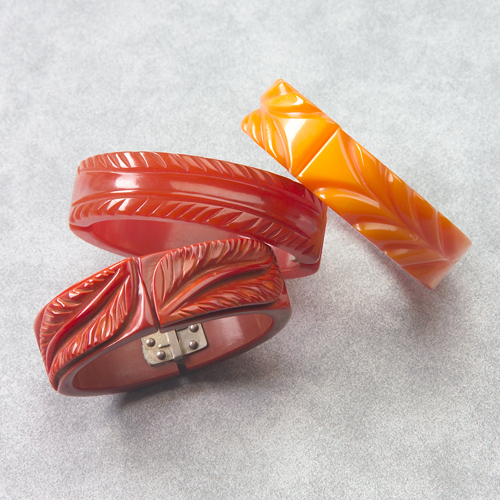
[141,323,208,366]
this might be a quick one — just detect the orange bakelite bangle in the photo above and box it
[242,80,471,289]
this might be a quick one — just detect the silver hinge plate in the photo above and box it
[141,323,208,366]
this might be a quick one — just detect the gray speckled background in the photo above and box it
[1,1,499,499]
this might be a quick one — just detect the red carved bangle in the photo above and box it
[33,239,290,396]
[69,152,327,279]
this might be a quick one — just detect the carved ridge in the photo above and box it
[70,196,314,255]
[77,151,323,213]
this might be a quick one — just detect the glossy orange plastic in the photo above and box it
[69,152,327,280]
[242,80,471,289]
[34,239,290,396]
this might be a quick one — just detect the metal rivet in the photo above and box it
[146,338,155,347]
[189,340,199,350]
[156,350,166,360]
[189,324,199,332]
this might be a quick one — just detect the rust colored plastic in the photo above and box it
[34,239,290,396]
[69,152,327,279]
[242,80,471,289]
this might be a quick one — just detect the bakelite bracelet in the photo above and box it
[242,80,471,289]
[69,151,327,279]
[34,239,290,396]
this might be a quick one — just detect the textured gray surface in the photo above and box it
[1,0,499,498]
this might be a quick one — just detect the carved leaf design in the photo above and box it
[48,275,132,385]
[242,80,340,176]
[319,131,458,275]
[38,259,136,385]
[242,80,471,288]
[152,239,283,325]
[241,108,291,168]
